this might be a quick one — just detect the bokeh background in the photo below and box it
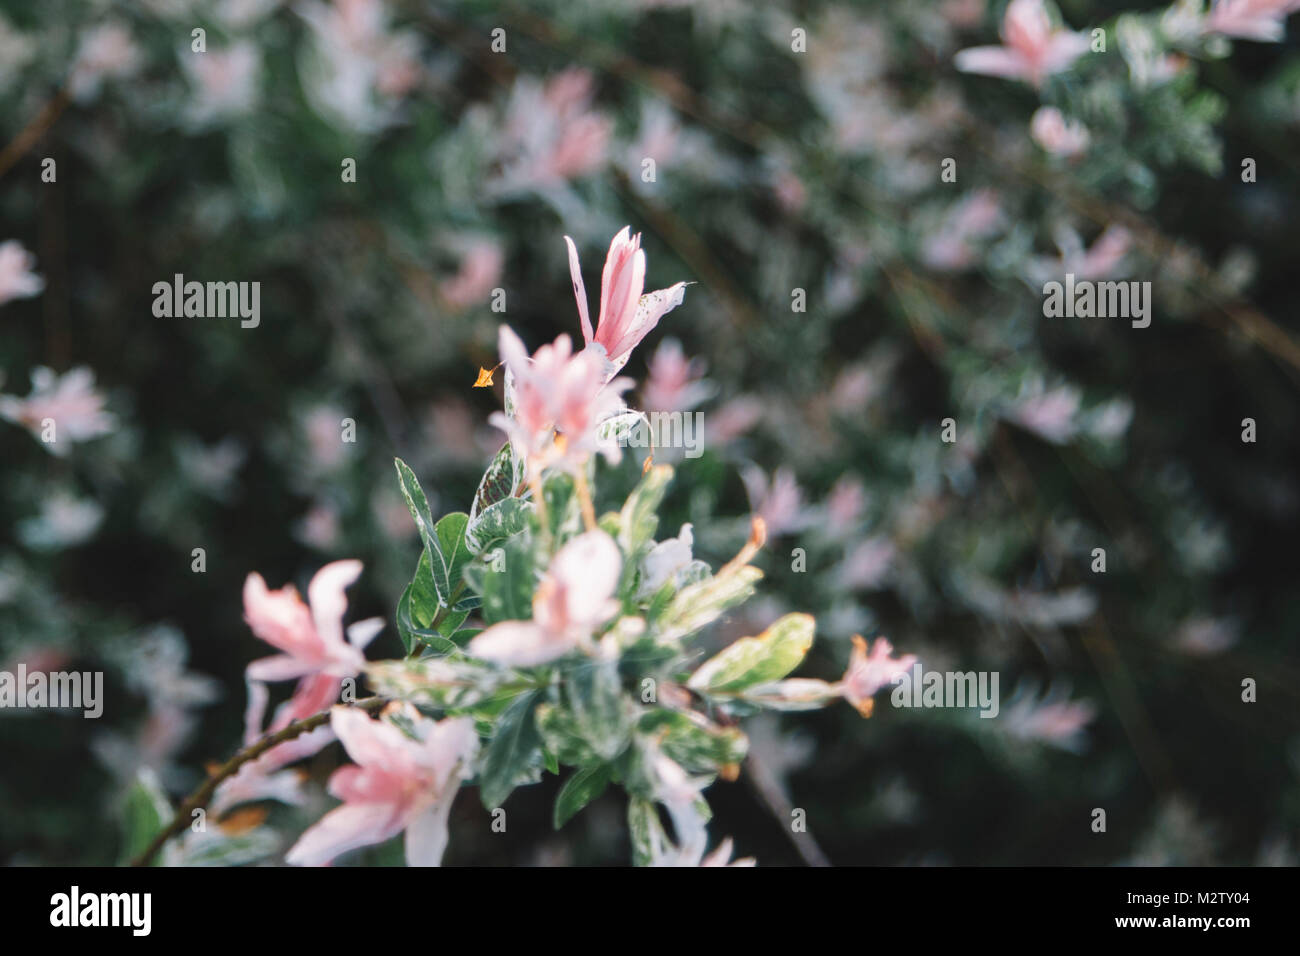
[2,0,1298,865]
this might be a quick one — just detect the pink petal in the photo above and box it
[404,795,458,866]
[564,236,594,345]
[307,559,363,653]
[286,800,405,866]
[954,47,1030,80]
[468,620,565,667]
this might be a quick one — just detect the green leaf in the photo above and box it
[627,797,668,867]
[465,496,530,555]
[618,464,674,556]
[639,710,749,773]
[687,613,815,693]
[470,442,523,520]
[553,765,612,829]
[430,512,473,608]
[118,771,171,866]
[654,566,763,644]
[566,657,634,761]
[478,689,545,810]
[394,459,474,610]
[466,533,536,625]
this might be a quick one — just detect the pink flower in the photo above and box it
[642,337,712,413]
[1205,0,1300,42]
[0,366,116,454]
[490,326,630,475]
[181,41,260,125]
[286,704,477,866]
[838,636,917,717]
[1030,106,1090,157]
[70,22,141,101]
[243,560,379,687]
[440,239,503,310]
[0,240,43,305]
[565,227,687,377]
[955,0,1091,86]
[1000,686,1096,751]
[469,531,621,667]
[741,466,814,537]
[242,560,382,739]
[921,190,1004,272]
[1006,384,1082,444]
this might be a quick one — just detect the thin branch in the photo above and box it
[130,697,389,867]
[0,86,71,180]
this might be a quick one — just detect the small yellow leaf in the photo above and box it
[473,366,495,388]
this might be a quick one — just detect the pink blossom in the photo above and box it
[954,0,1091,87]
[494,69,612,191]
[0,241,43,305]
[469,531,621,667]
[182,41,260,125]
[565,227,688,376]
[440,239,504,310]
[1000,686,1096,751]
[490,326,631,475]
[241,561,382,740]
[742,466,814,537]
[1006,384,1082,444]
[838,536,896,590]
[286,704,477,866]
[0,366,116,453]
[1030,106,1090,157]
[70,22,141,101]
[1204,0,1300,42]
[642,338,712,413]
[838,636,918,717]
[824,476,867,529]
[921,190,1004,271]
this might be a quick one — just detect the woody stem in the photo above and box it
[129,696,389,867]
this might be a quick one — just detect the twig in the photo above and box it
[0,87,71,179]
[130,697,388,867]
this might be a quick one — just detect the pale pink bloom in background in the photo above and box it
[1030,106,1090,157]
[742,466,815,537]
[1172,616,1240,656]
[0,366,116,454]
[299,0,421,132]
[1006,384,1082,444]
[837,536,896,591]
[921,190,1004,271]
[70,21,141,101]
[287,705,477,866]
[469,530,621,667]
[182,41,260,125]
[943,0,988,29]
[708,395,763,445]
[217,0,283,30]
[642,337,712,413]
[440,239,504,310]
[301,404,349,471]
[491,326,630,474]
[838,636,918,717]
[1204,0,1300,41]
[1026,224,1131,286]
[0,240,43,305]
[955,0,1091,86]
[566,227,688,377]
[824,476,867,529]
[294,501,342,551]
[999,686,1096,751]
[493,69,612,192]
